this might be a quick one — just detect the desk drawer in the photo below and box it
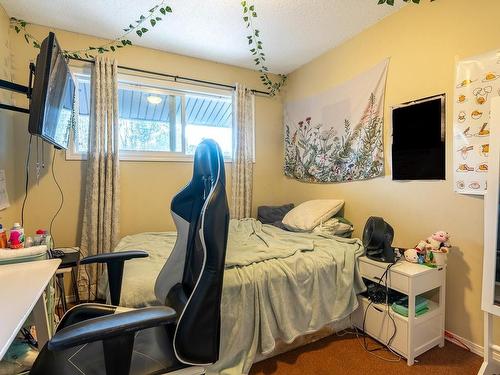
[359,261,408,293]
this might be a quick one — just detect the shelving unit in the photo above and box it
[351,256,446,365]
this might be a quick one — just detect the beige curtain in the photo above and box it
[231,84,254,219]
[79,56,120,299]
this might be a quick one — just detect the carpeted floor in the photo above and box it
[249,332,482,375]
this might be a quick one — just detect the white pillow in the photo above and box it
[282,199,344,232]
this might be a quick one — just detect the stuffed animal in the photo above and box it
[416,231,450,253]
[403,248,420,263]
[406,231,451,264]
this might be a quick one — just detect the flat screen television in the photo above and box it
[28,32,75,150]
[391,95,446,180]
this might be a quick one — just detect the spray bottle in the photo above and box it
[0,224,7,248]
[9,223,25,249]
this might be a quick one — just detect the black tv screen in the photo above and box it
[392,95,445,180]
[28,32,75,150]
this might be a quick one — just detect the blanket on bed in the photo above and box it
[225,219,316,266]
[101,219,365,374]
[215,219,365,374]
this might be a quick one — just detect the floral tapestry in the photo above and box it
[284,59,389,183]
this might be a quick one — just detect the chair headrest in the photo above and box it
[192,139,226,189]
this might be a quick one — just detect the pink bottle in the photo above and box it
[9,223,25,249]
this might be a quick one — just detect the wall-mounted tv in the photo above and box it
[28,32,75,150]
[391,94,446,180]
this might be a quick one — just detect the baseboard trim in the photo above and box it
[444,330,500,361]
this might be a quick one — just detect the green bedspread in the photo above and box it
[102,219,366,375]
[225,219,316,266]
[213,219,365,374]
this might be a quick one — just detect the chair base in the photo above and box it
[160,366,206,375]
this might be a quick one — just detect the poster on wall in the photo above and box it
[453,49,500,195]
[284,59,388,183]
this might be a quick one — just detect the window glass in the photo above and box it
[118,88,182,152]
[70,74,238,161]
[74,76,90,154]
[184,94,233,158]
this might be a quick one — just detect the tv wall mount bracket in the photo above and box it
[0,63,35,114]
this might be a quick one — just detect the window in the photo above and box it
[68,72,236,161]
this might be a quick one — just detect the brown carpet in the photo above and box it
[250,332,482,375]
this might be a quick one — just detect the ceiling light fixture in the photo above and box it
[147,95,162,105]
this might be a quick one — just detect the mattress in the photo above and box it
[99,218,365,374]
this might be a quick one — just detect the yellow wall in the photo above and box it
[3,0,496,350]
[283,0,499,346]
[0,7,17,228]
[6,22,286,247]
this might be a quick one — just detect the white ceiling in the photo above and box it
[0,0,404,74]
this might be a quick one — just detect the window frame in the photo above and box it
[66,67,243,162]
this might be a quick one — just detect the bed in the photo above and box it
[98,218,365,375]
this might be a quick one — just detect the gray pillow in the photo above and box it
[257,204,294,225]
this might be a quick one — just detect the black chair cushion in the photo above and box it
[30,326,183,375]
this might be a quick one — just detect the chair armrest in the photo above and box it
[80,250,148,265]
[48,306,176,351]
[56,303,118,331]
[80,250,148,305]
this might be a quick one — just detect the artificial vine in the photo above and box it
[10,0,431,96]
[10,1,172,59]
[239,0,433,96]
[241,1,286,97]
[377,0,434,5]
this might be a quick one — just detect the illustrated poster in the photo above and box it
[454,50,500,195]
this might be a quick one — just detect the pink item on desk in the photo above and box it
[9,223,25,249]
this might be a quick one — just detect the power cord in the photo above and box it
[383,262,401,359]
[20,327,37,349]
[21,134,33,227]
[50,246,97,304]
[54,273,64,317]
[58,246,96,303]
[49,149,64,250]
[355,262,402,362]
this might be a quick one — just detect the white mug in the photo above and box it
[431,250,447,266]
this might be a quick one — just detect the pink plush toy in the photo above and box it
[416,231,450,253]
[404,231,451,264]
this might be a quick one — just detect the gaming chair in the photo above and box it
[28,139,230,375]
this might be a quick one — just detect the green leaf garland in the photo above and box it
[10,1,173,59]
[240,1,286,96]
[10,0,430,96]
[377,0,435,5]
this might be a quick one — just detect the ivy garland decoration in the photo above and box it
[238,0,434,95]
[240,1,286,97]
[10,1,172,59]
[377,0,434,5]
[9,0,431,95]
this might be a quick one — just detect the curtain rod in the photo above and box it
[69,57,270,96]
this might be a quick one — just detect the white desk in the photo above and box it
[0,259,61,360]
